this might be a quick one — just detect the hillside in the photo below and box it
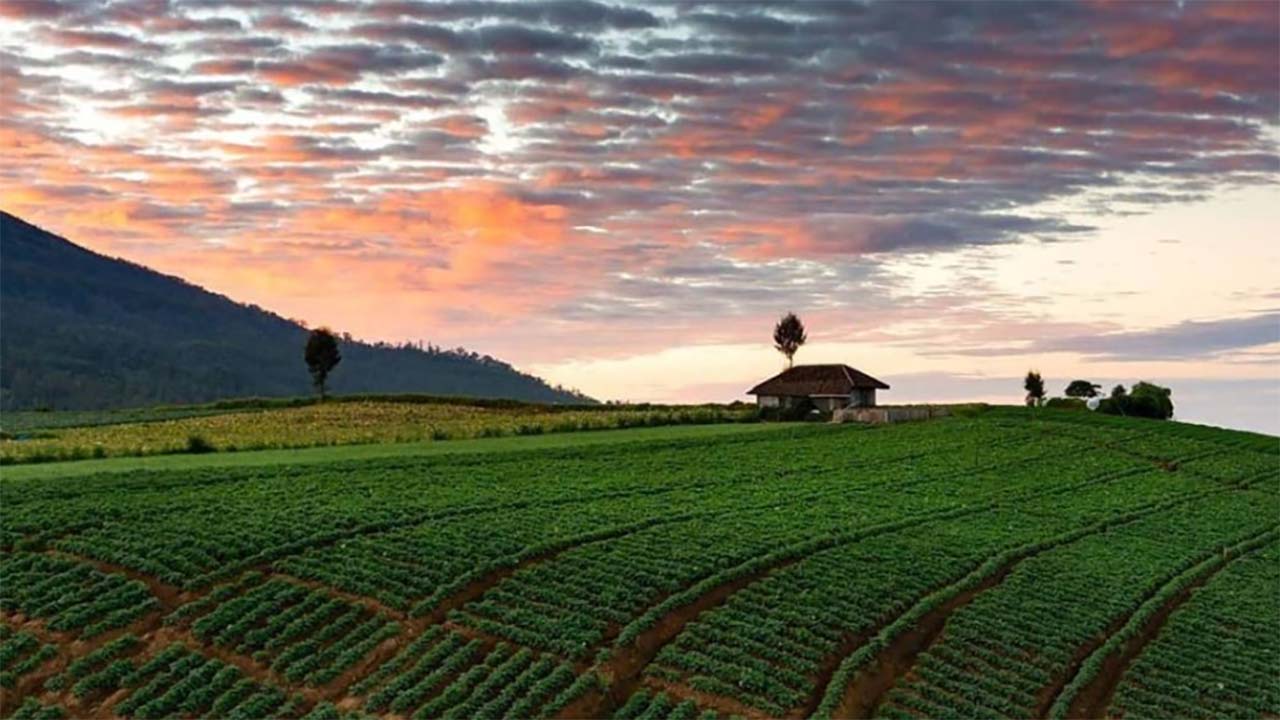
[0,211,590,409]
[0,410,1276,719]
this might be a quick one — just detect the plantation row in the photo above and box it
[2,426,866,586]
[167,575,398,687]
[1,421,1034,596]
[1109,542,1280,719]
[55,641,303,719]
[643,465,1199,716]
[349,627,593,719]
[283,423,1046,614]
[0,554,157,638]
[0,625,56,691]
[450,430,1130,661]
[614,691,719,720]
[871,493,1278,719]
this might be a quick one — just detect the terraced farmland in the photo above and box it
[1,408,1276,719]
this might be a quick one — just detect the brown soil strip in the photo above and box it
[805,491,1216,720]
[823,569,1014,719]
[269,571,408,621]
[44,549,193,610]
[556,475,1157,720]
[1052,538,1274,720]
[1033,619,1121,717]
[555,551,828,719]
[642,677,776,720]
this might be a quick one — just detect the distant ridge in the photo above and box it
[0,211,593,409]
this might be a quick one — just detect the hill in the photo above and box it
[0,211,590,409]
[0,409,1276,719]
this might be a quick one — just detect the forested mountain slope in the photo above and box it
[0,211,590,409]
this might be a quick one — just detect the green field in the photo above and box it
[0,396,754,464]
[1,409,1277,720]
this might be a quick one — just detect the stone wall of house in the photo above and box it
[832,405,951,424]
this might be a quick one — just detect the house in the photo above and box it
[747,364,890,411]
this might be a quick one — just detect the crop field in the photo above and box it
[0,397,753,464]
[0,408,1277,720]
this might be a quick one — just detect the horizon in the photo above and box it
[2,1,1277,434]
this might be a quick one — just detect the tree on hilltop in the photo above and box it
[773,313,807,368]
[1024,370,1046,407]
[305,328,342,401]
[1065,380,1102,398]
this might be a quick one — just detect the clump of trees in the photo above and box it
[773,313,807,368]
[1032,375,1175,420]
[1100,382,1175,420]
[304,328,342,400]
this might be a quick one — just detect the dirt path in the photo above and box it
[807,489,1215,720]
[1049,528,1280,720]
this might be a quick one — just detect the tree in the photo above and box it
[1024,370,1045,407]
[773,313,807,368]
[1064,380,1101,398]
[304,328,342,400]
[1129,381,1175,419]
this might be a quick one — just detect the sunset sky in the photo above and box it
[2,1,1277,431]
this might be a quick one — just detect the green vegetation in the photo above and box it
[1109,543,1280,719]
[0,396,755,464]
[0,408,1275,720]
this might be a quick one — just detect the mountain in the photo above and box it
[0,211,592,409]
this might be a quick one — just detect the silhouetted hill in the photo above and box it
[0,211,593,409]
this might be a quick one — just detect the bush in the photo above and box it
[1045,397,1086,411]
[185,434,215,454]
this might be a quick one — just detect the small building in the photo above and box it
[747,364,890,412]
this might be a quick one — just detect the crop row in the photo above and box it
[613,690,720,720]
[0,624,57,689]
[873,488,1279,719]
[451,429,1123,661]
[2,425,855,586]
[353,627,589,718]
[1001,406,1280,455]
[1092,540,1280,719]
[646,457,1203,716]
[43,633,140,698]
[0,553,157,637]
[1048,527,1280,718]
[170,578,397,687]
[279,422,1031,614]
[4,698,65,720]
[34,637,302,719]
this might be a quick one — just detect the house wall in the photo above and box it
[833,406,950,424]
[757,392,880,411]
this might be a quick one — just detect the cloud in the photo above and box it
[1,0,1277,371]
[1037,312,1280,361]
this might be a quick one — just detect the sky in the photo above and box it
[1,0,1278,433]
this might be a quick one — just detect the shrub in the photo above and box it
[185,434,215,454]
[1045,397,1086,411]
